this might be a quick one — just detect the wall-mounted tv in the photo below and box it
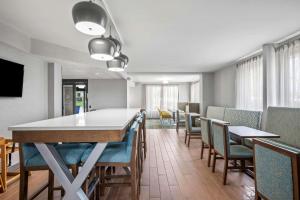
[0,58,24,97]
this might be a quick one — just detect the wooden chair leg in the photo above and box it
[255,193,262,200]
[100,166,105,196]
[184,130,188,144]
[96,167,100,200]
[0,175,4,193]
[241,160,245,172]
[131,164,137,200]
[207,146,212,167]
[200,141,204,159]
[19,170,29,200]
[223,159,228,185]
[212,151,217,173]
[187,134,191,147]
[48,170,54,200]
[143,127,147,158]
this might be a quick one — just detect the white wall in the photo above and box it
[0,42,48,138]
[48,63,62,118]
[88,79,127,110]
[213,65,236,108]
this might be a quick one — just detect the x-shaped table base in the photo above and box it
[35,143,107,200]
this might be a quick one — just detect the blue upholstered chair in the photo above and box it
[200,117,213,166]
[252,107,300,200]
[19,143,92,200]
[253,139,300,200]
[200,117,233,167]
[184,113,201,147]
[81,119,141,200]
[211,121,253,185]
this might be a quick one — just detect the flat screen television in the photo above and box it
[0,58,24,97]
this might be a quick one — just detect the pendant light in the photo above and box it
[107,56,126,72]
[72,1,108,36]
[88,37,116,61]
[107,27,122,57]
[119,53,129,67]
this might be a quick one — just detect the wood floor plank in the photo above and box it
[0,127,255,200]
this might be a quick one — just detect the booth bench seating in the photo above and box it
[253,107,300,200]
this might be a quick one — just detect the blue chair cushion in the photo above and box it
[229,145,253,158]
[190,127,201,133]
[229,139,237,145]
[24,143,92,167]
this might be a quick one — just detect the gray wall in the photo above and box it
[0,42,48,138]
[88,79,127,110]
[213,65,236,107]
[201,73,215,115]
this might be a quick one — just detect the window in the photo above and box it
[190,81,200,103]
[146,85,162,118]
[162,85,179,111]
[268,40,300,107]
[236,55,263,111]
[145,85,179,118]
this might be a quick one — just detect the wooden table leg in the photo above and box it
[0,144,7,192]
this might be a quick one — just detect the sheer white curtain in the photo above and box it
[190,81,200,103]
[268,40,300,107]
[236,55,263,111]
[162,85,179,111]
[146,85,161,118]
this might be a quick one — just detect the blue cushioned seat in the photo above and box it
[229,145,253,158]
[24,143,92,167]
[190,127,201,133]
[81,120,138,164]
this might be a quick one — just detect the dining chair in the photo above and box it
[176,110,185,134]
[184,113,201,147]
[19,143,92,200]
[140,109,147,158]
[0,137,20,193]
[81,119,141,200]
[199,117,213,167]
[253,138,300,200]
[211,121,253,185]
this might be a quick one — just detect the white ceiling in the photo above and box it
[128,73,200,83]
[0,0,300,75]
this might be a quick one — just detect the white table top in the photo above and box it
[228,126,280,138]
[9,108,140,131]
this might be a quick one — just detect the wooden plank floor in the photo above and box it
[0,128,255,200]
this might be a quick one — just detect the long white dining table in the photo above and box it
[9,108,140,200]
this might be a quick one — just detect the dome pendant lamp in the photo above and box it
[119,53,129,68]
[88,36,116,61]
[107,56,126,72]
[107,27,122,57]
[72,1,108,36]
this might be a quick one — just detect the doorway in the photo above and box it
[62,79,88,116]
